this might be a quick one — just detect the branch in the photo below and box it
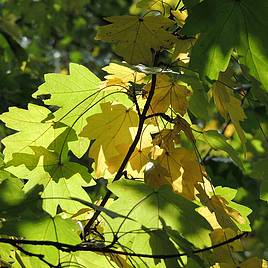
[83,60,159,236]
[0,232,248,259]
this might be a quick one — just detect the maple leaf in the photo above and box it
[210,228,243,264]
[197,186,252,231]
[172,38,193,63]
[211,71,246,144]
[104,180,212,252]
[145,146,203,200]
[183,0,268,88]
[2,215,80,267]
[6,146,93,216]
[213,257,266,268]
[60,251,122,268]
[96,15,176,65]
[0,104,66,162]
[103,62,146,88]
[152,126,181,150]
[145,74,191,115]
[136,0,178,13]
[175,116,196,143]
[80,102,139,177]
[105,125,156,177]
[0,179,81,266]
[33,63,130,158]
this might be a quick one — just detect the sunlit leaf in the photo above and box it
[145,146,204,200]
[0,104,65,161]
[6,147,92,216]
[197,186,252,231]
[145,74,191,115]
[80,102,139,176]
[183,0,268,88]
[104,180,212,253]
[211,74,246,145]
[96,15,176,65]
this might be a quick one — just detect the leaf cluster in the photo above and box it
[1,0,268,268]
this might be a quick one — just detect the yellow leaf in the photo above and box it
[80,103,139,176]
[136,0,178,13]
[210,195,245,225]
[96,16,176,65]
[145,146,203,200]
[210,228,243,264]
[240,257,263,268]
[197,186,246,231]
[103,62,146,88]
[172,38,194,62]
[171,10,188,26]
[212,257,265,268]
[212,72,246,144]
[152,126,180,150]
[109,254,133,268]
[106,125,156,176]
[145,74,191,115]
[223,123,235,138]
[175,116,196,143]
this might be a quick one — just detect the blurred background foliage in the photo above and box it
[0,0,132,113]
[0,0,268,263]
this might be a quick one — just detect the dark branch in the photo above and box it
[145,112,175,123]
[0,232,248,259]
[83,56,159,236]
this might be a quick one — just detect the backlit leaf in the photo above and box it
[6,147,92,216]
[0,104,65,161]
[145,74,191,115]
[212,78,246,145]
[80,102,139,176]
[33,63,128,157]
[104,180,212,253]
[183,0,268,88]
[145,146,204,200]
[96,15,176,65]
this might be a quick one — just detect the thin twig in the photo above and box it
[13,244,57,268]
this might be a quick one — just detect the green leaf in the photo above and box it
[6,147,93,216]
[0,104,65,161]
[0,178,80,266]
[203,130,244,170]
[2,216,80,267]
[250,158,268,201]
[104,180,212,251]
[60,251,112,268]
[0,242,14,265]
[181,71,209,120]
[214,186,252,232]
[183,0,268,88]
[32,63,129,158]
[0,179,45,226]
[0,178,24,207]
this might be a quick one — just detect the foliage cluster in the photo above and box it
[1,0,268,267]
